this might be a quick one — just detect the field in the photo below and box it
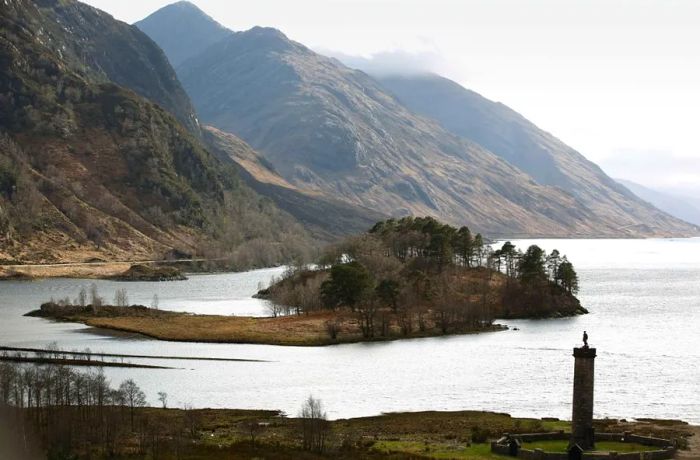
[74,409,696,459]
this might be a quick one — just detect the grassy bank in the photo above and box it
[27,304,506,346]
[16,407,693,460]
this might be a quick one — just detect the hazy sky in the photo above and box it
[83,0,700,194]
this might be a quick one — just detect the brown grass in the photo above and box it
[36,306,504,346]
[0,261,133,280]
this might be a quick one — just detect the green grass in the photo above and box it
[522,440,658,453]
[373,440,505,459]
[540,420,570,432]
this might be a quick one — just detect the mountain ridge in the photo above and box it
[135,2,699,237]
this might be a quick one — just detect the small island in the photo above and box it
[27,217,585,346]
[109,264,187,281]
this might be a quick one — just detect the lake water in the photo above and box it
[1,239,699,422]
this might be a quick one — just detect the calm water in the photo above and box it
[0,239,698,422]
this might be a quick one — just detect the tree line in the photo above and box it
[0,356,332,458]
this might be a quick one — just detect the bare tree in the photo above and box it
[77,286,87,307]
[157,391,168,409]
[119,379,146,431]
[298,395,330,453]
[114,288,129,307]
[89,283,103,312]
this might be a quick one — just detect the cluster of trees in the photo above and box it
[46,284,162,311]
[267,217,581,335]
[493,243,579,294]
[0,360,154,458]
[369,217,487,269]
[1,351,333,458]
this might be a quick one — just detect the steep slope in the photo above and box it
[375,74,698,235]
[135,1,232,67]
[163,22,694,237]
[8,0,199,133]
[617,179,700,226]
[202,126,387,241]
[0,0,312,265]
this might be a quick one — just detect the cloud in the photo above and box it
[316,47,451,77]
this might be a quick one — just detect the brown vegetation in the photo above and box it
[28,302,503,346]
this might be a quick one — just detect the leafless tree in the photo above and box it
[298,395,330,453]
[119,379,146,430]
[114,288,129,307]
[157,391,167,409]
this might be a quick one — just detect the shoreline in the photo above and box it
[0,258,272,281]
[26,304,509,347]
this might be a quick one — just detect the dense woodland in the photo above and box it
[265,217,583,339]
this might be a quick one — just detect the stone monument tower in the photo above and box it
[570,331,596,450]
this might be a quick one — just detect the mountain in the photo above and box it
[137,3,697,237]
[617,179,700,226]
[0,0,312,265]
[374,74,699,235]
[135,1,232,67]
[10,0,200,134]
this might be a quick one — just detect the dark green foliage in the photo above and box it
[376,279,400,312]
[321,261,373,310]
[518,245,547,287]
[557,259,579,295]
[369,216,485,269]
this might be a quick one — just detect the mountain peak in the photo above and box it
[135,1,232,67]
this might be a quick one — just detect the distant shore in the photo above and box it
[26,304,507,346]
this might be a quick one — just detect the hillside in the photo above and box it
[0,0,312,265]
[141,3,697,237]
[202,126,387,241]
[375,74,697,234]
[617,179,700,226]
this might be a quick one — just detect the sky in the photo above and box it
[83,0,700,195]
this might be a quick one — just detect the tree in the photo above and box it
[114,288,129,307]
[557,258,579,294]
[157,391,168,409]
[499,241,519,277]
[518,245,547,287]
[375,279,400,312]
[119,379,146,430]
[77,287,87,307]
[89,283,103,312]
[472,233,485,267]
[298,395,329,453]
[320,261,373,310]
[546,249,562,282]
[453,226,473,267]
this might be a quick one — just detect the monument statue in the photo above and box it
[571,334,596,450]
